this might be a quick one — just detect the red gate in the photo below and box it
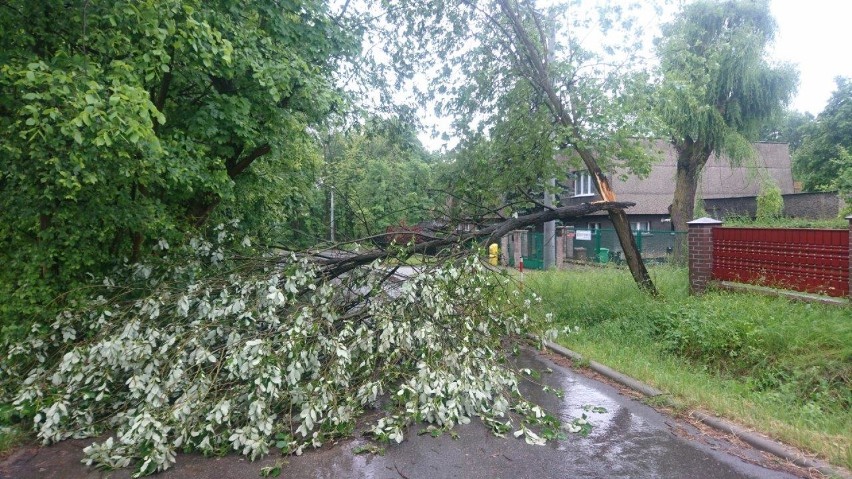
[712,228,849,297]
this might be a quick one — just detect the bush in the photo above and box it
[756,179,784,220]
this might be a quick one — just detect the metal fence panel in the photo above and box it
[569,229,687,264]
[524,232,545,269]
[712,227,849,297]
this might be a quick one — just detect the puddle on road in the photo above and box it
[514,349,659,445]
[558,378,621,433]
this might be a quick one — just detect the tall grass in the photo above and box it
[722,215,848,229]
[526,266,851,469]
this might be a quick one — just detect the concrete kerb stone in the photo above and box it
[544,341,663,398]
[540,340,851,479]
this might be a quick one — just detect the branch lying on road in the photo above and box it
[315,201,635,278]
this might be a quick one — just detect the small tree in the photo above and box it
[756,179,784,220]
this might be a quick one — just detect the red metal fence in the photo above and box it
[712,227,849,297]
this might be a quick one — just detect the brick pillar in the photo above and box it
[500,235,509,266]
[555,227,565,269]
[687,217,723,295]
[847,215,852,299]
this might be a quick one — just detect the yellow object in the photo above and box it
[488,243,499,266]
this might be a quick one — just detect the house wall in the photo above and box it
[783,192,845,219]
[704,192,844,220]
[558,141,794,214]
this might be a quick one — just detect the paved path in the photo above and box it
[2,349,804,479]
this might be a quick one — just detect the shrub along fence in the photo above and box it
[688,216,852,299]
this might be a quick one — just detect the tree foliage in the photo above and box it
[0,0,357,323]
[656,0,797,231]
[3,227,556,476]
[793,77,852,194]
[380,0,662,292]
[323,117,436,241]
[759,109,814,151]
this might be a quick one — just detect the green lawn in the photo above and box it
[526,266,851,469]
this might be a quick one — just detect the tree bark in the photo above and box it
[671,138,712,233]
[227,144,270,179]
[187,144,273,227]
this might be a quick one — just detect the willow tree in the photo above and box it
[382,0,662,293]
[656,0,797,231]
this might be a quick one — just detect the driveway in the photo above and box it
[2,348,806,479]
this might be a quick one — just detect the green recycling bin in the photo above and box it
[597,248,609,264]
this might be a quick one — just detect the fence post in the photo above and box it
[687,217,723,295]
[511,230,524,268]
[848,215,852,300]
[555,227,565,269]
[594,228,601,261]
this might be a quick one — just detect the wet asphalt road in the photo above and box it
[2,349,801,479]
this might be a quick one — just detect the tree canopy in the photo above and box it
[794,77,852,195]
[378,0,663,292]
[655,0,797,231]
[0,0,358,322]
[321,117,436,242]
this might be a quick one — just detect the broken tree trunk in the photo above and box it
[572,147,657,295]
[494,0,657,296]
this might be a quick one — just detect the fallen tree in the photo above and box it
[317,200,636,278]
[2,201,633,476]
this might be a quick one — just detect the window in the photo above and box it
[573,173,596,197]
[587,222,601,230]
[632,221,651,232]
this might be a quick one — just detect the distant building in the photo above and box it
[559,141,797,231]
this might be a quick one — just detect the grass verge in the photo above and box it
[526,266,851,469]
[0,404,29,458]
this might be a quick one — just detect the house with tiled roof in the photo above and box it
[558,141,795,232]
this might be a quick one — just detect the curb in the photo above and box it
[542,341,850,479]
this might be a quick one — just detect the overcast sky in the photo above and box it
[770,0,852,115]
[415,0,850,150]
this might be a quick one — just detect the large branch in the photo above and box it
[318,200,634,278]
[228,144,271,179]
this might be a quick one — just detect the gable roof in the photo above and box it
[583,141,794,215]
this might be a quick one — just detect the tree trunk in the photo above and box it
[608,209,655,292]
[670,139,712,233]
[574,148,658,295]
[493,0,658,294]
